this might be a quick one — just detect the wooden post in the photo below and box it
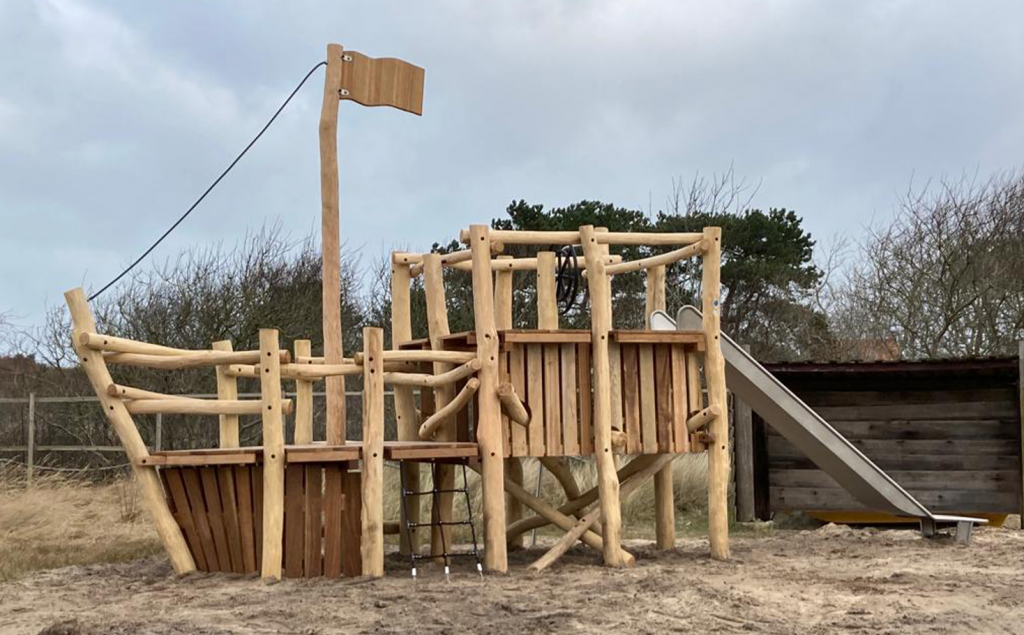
[212,340,240,448]
[293,340,314,445]
[1018,340,1023,524]
[537,251,558,329]
[734,344,755,523]
[320,42,347,445]
[155,413,162,452]
[495,256,524,549]
[259,328,286,580]
[579,225,626,566]
[361,327,385,577]
[469,224,508,572]
[646,265,674,550]
[63,288,195,574]
[26,392,35,487]
[391,261,421,554]
[423,254,457,557]
[701,227,730,560]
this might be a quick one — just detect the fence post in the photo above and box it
[155,413,163,452]
[1017,340,1023,526]
[26,392,35,486]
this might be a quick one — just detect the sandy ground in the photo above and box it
[2,524,1023,635]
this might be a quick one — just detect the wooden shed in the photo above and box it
[749,355,1024,524]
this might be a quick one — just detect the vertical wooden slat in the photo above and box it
[217,466,245,573]
[639,344,658,454]
[526,343,545,456]
[456,378,472,443]
[543,344,563,455]
[323,464,344,577]
[199,466,232,572]
[654,345,673,454]
[670,345,690,453]
[253,465,263,571]
[234,465,257,573]
[284,465,306,577]
[510,344,529,457]
[342,469,363,577]
[181,467,219,571]
[560,344,580,456]
[304,465,324,576]
[609,341,624,444]
[687,347,706,452]
[621,344,642,454]
[499,356,511,456]
[577,343,593,455]
[163,468,208,572]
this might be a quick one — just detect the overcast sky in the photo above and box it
[2,0,1024,333]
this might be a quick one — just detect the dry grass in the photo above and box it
[0,454,719,581]
[0,469,163,582]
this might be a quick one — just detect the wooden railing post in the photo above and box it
[391,260,421,554]
[734,344,755,523]
[360,327,385,577]
[646,265,675,550]
[293,339,314,445]
[495,255,524,549]
[701,227,730,560]
[580,225,627,566]
[64,287,195,574]
[469,224,508,573]
[26,392,35,487]
[212,340,240,448]
[259,328,285,580]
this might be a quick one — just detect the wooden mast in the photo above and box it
[320,43,346,445]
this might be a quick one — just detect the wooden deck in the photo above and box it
[141,441,479,467]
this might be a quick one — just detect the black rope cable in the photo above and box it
[87,60,328,301]
[555,244,581,315]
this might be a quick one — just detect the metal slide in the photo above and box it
[651,306,984,541]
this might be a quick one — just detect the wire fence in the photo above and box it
[0,391,396,483]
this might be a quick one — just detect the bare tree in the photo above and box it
[831,170,1024,358]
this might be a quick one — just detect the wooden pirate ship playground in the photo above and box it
[67,42,981,582]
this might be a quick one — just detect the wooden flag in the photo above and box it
[339,51,424,116]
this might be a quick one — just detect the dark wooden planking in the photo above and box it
[234,465,257,573]
[621,344,642,454]
[768,435,1017,458]
[810,401,1018,421]
[286,445,361,463]
[322,464,344,578]
[510,344,528,457]
[283,465,306,578]
[670,345,689,453]
[252,465,263,571]
[162,468,208,571]
[770,485,1019,514]
[199,467,233,572]
[543,343,563,455]
[577,343,593,455]
[771,452,1021,472]
[180,467,220,571]
[216,466,245,573]
[611,330,705,345]
[341,470,363,577]
[770,468,1022,492]
[304,466,324,577]
[766,419,1018,441]
[654,344,673,453]
[526,344,545,456]
[795,388,1017,408]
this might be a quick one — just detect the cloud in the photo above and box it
[2,0,1024,335]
